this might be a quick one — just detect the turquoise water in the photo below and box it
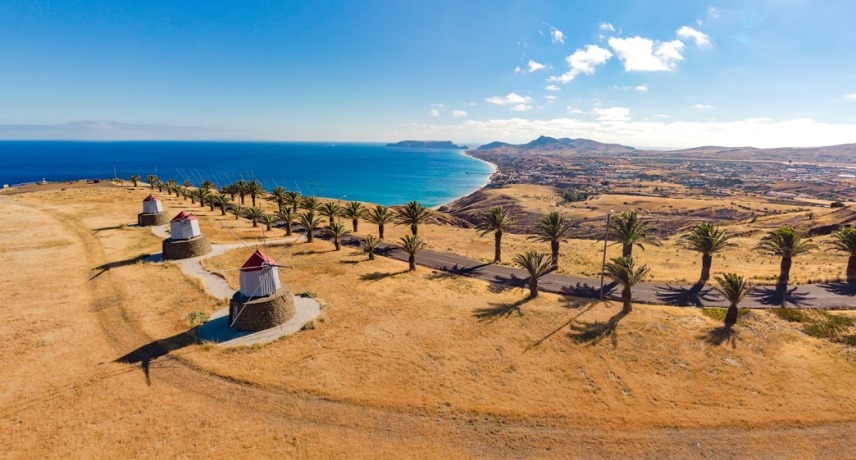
[0,141,494,207]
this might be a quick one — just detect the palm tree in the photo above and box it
[713,273,751,327]
[298,210,322,242]
[277,208,297,236]
[395,201,430,235]
[147,175,158,190]
[681,222,736,283]
[362,235,379,260]
[231,204,243,220]
[284,191,302,213]
[199,180,215,191]
[323,222,350,251]
[320,201,341,226]
[188,188,196,204]
[513,250,553,298]
[532,211,576,269]
[602,256,650,313]
[166,180,177,195]
[214,194,230,216]
[197,188,211,209]
[245,206,264,228]
[756,226,816,291]
[366,205,394,240]
[478,206,516,263]
[828,227,856,283]
[301,196,321,211]
[183,180,192,188]
[342,201,366,232]
[269,186,287,213]
[235,180,248,204]
[261,214,276,231]
[246,181,265,207]
[129,175,141,187]
[154,179,164,193]
[609,211,660,257]
[399,234,426,271]
[222,184,239,201]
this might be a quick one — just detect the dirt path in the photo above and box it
[3,196,856,458]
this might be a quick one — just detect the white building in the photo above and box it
[142,194,164,214]
[169,211,202,240]
[239,250,282,298]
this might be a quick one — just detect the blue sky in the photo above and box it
[1,0,855,148]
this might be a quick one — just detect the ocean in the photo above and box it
[0,141,494,207]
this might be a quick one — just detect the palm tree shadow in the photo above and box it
[359,270,409,282]
[820,281,856,296]
[525,298,600,351]
[698,326,739,349]
[473,298,530,323]
[654,282,722,307]
[115,329,199,385]
[568,308,629,347]
[560,281,617,299]
[750,285,814,307]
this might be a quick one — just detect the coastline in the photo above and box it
[433,149,498,210]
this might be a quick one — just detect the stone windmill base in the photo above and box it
[162,235,212,260]
[138,211,169,226]
[229,287,297,332]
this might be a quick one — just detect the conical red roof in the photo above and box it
[240,250,277,272]
[170,211,196,222]
[143,194,159,201]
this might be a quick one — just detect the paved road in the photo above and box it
[335,235,856,310]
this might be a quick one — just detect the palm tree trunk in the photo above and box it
[285,223,292,236]
[334,240,341,251]
[622,286,632,313]
[411,224,418,236]
[220,206,226,216]
[778,256,792,289]
[252,220,258,228]
[622,243,632,258]
[847,255,856,284]
[352,218,359,232]
[266,223,272,231]
[379,224,385,240]
[550,240,559,268]
[409,254,416,271]
[700,253,712,282]
[306,231,314,243]
[528,277,538,298]
[251,195,257,207]
[240,194,245,204]
[292,204,298,213]
[494,230,502,263]
[368,251,375,261]
[724,303,738,326]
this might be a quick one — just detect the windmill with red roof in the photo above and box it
[162,210,212,260]
[228,249,295,332]
[137,194,168,226]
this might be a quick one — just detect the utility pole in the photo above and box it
[599,210,613,301]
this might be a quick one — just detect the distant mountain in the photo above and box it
[386,140,467,149]
[476,136,636,154]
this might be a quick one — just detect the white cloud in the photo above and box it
[550,26,565,44]
[545,84,561,92]
[708,6,721,19]
[676,26,711,47]
[510,104,534,112]
[514,66,522,73]
[608,36,685,71]
[400,117,856,149]
[846,93,856,100]
[485,92,533,107]
[566,106,583,114]
[429,108,441,117]
[693,104,713,109]
[599,22,616,32]
[635,84,648,92]
[527,59,546,72]
[452,109,468,118]
[544,95,557,102]
[549,44,613,84]
[595,107,631,122]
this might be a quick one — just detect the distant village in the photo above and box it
[473,150,856,203]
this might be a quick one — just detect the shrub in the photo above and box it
[770,308,809,323]
[831,201,845,208]
[187,310,209,327]
[702,308,750,322]
[297,291,317,298]
[302,320,316,331]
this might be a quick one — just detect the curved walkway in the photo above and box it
[149,225,320,346]
[338,235,856,310]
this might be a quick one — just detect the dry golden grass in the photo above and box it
[4,185,856,458]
